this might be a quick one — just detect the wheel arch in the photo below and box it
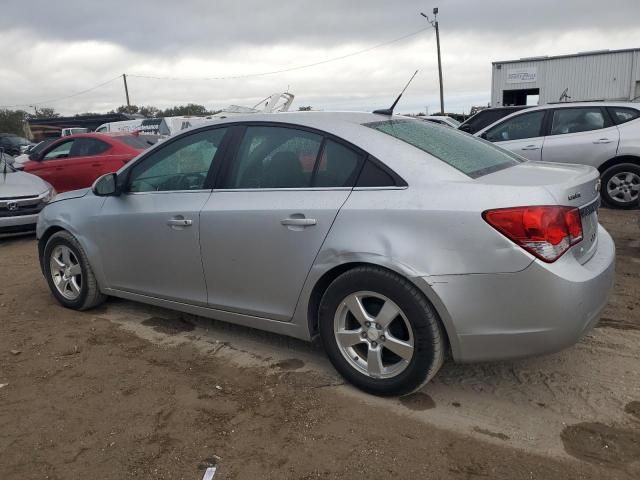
[305,260,459,359]
[38,225,66,273]
[597,155,640,174]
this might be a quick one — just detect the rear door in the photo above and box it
[541,107,619,168]
[481,110,547,161]
[200,125,364,321]
[65,137,113,190]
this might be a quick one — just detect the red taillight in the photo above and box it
[483,206,583,262]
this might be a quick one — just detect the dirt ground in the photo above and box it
[1,208,639,479]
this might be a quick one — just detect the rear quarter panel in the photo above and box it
[615,119,640,157]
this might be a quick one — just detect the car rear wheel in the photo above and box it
[43,231,106,310]
[318,266,445,396]
[601,163,640,209]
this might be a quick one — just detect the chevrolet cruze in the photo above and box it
[37,112,615,396]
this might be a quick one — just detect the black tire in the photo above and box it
[600,163,640,209]
[318,266,445,396]
[43,231,106,310]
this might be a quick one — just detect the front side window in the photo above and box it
[128,128,227,192]
[484,111,545,142]
[44,140,75,160]
[223,126,322,189]
[550,108,606,135]
[70,138,111,156]
[608,107,640,125]
[366,119,521,178]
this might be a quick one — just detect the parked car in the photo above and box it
[22,132,158,192]
[0,152,56,237]
[458,106,531,134]
[61,128,89,136]
[37,112,614,396]
[419,115,461,128]
[475,102,640,208]
[11,138,57,169]
[0,133,33,156]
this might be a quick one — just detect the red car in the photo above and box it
[22,133,157,192]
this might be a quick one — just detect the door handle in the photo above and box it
[521,145,541,151]
[281,217,317,227]
[593,138,612,144]
[167,218,193,227]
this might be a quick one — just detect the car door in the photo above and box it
[481,110,547,161]
[200,125,364,321]
[94,127,230,305]
[24,139,76,191]
[540,107,619,168]
[64,137,113,190]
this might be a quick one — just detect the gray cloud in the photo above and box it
[1,0,639,115]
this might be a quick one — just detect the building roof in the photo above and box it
[493,47,640,66]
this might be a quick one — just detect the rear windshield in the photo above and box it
[365,119,521,178]
[117,135,159,149]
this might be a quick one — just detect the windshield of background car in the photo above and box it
[5,136,30,147]
[365,119,522,178]
[117,135,159,149]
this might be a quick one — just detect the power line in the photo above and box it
[128,27,430,81]
[0,75,122,109]
[0,26,430,109]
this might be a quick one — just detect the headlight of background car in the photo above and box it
[42,185,57,203]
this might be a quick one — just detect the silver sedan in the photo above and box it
[36,112,615,396]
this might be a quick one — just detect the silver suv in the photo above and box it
[475,102,640,208]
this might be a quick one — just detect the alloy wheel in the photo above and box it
[607,171,640,203]
[333,291,414,379]
[49,245,82,300]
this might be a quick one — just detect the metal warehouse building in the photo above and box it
[491,47,640,107]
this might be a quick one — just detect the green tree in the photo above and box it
[0,109,28,136]
[162,103,210,117]
[139,105,162,118]
[116,104,139,115]
[298,106,312,111]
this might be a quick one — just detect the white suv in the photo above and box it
[475,102,640,208]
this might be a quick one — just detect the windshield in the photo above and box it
[117,135,159,149]
[0,153,15,172]
[365,118,521,178]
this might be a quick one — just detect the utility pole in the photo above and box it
[420,8,445,114]
[122,73,131,112]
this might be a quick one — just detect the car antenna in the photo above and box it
[373,70,419,116]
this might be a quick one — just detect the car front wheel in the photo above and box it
[43,231,106,310]
[601,163,640,209]
[319,266,445,396]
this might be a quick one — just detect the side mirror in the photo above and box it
[459,124,471,133]
[480,132,489,140]
[29,151,43,161]
[92,173,119,196]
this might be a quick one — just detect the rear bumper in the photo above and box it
[0,214,38,236]
[427,224,616,363]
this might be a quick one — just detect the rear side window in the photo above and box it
[607,107,640,125]
[356,159,398,187]
[313,140,363,187]
[550,108,606,135]
[224,126,322,189]
[366,119,520,178]
[70,138,110,156]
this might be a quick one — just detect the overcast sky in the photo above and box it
[1,0,639,115]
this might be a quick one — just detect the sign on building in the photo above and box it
[506,67,537,83]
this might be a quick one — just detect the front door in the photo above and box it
[541,107,620,168]
[95,127,229,304]
[200,126,364,321]
[482,110,547,161]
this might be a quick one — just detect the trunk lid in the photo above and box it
[478,161,601,264]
